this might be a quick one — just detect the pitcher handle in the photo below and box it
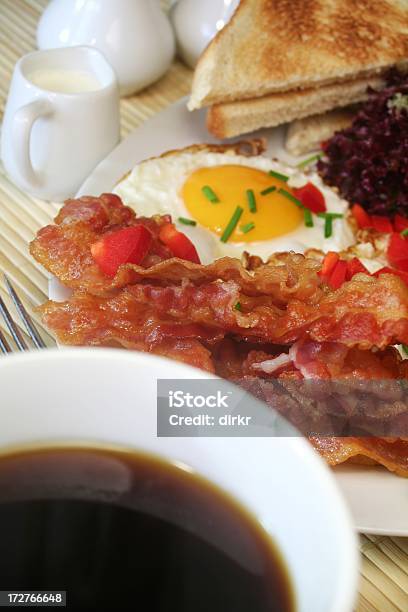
[12,99,53,189]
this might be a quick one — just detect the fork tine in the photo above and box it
[3,275,46,349]
[0,328,11,354]
[0,291,28,351]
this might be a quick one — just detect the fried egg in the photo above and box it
[114,147,355,263]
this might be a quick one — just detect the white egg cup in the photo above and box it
[170,0,240,68]
[37,0,176,96]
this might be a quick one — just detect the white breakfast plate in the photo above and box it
[49,96,408,535]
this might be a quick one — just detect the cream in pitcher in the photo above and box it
[1,46,120,201]
[28,68,102,94]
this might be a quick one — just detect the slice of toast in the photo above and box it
[285,107,357,156]
[189,0,408,110]
[206,75,384,138]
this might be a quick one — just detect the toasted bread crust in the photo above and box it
[189,0,408,109]
[285,107,357,155]
[207,75,384,138]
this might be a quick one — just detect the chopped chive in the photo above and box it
[401,229,408,237]
[318,212,343,236]
[240,222,255,234]
[296,152,323,169]
[402,344,408,356]
[202,185,219,203]
[178,217,197,226]
[278,188,303,208]
[269,170,289,182]
[246,189,257,213]
[234,302,242,311]
[317,212,344,219]
[304,209,314,228]
[220,206,243,243]
[260,185,277,196]
[324,216,333,238]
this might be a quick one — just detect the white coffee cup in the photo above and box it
[1,46,120,201]
[0,349,359,612]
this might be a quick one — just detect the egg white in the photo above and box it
[114,150,355,264]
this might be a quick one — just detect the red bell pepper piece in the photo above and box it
[159,223,200,264]
[293,182,326,213]
[374,266,408,287]
[328,260,347,289]
[387,233,408,271]
[91,225,153,277]
[371,215,393,234]
[394,214,408,233]
[351,204,372,229]
[319,251,339,280]
[345,257,370,280]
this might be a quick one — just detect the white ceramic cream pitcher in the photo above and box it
[1,46,120,201]
[37,0,175,96]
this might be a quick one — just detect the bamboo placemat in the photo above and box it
[0,2,407,610]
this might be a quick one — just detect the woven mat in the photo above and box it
[0,2,407,610]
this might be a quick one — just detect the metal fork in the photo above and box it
[0,274,46,354]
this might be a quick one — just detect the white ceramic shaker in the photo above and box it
[170,0,240,69]
[37,0,176,96]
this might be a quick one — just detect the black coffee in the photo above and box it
[0,447,294,611]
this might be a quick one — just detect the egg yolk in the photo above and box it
[182,165,303,242]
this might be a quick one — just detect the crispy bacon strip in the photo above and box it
[40,291,221,372]
[310,437,408,477]
[111,253,323,304]
[54,193,135,227]
[124,274,408,348]
[31,196,324,299]
[30,194,173,293]
[39,273,408,352]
